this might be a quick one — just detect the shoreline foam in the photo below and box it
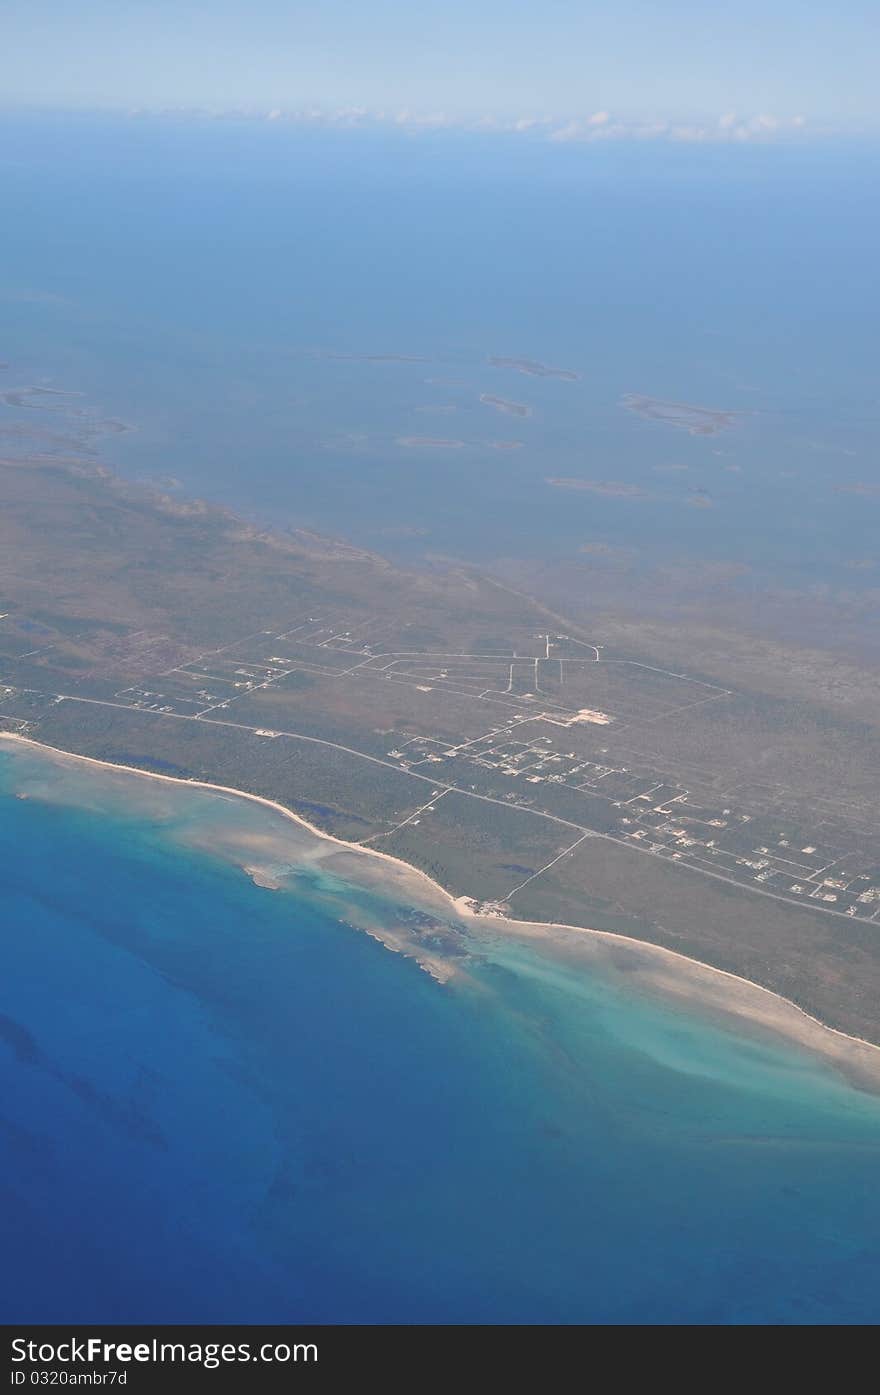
[3,729,880,1089]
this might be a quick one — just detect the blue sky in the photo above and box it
[2,1,877,130]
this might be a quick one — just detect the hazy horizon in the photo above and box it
[4,1,879,131]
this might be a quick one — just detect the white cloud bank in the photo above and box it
[131,104,811,144]
[545,111,808,143]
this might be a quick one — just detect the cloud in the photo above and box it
[130,104,813,145]
[669,125,710,142]
[548,120,583,143]
[545,111,805,146]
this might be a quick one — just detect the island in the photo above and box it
[395,435,466,449]
[547,477,648,498]
[622,394,738,435]
[479,394,532,418]
[489,357,580,381]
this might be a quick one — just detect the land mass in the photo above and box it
[489,357,580,382]
[323,352,430,364]
[2,428,880,1046]
[622,394,739,435]
[480,394,532,418]
[547,478,648,498]
[396,436,466,449]
[5,730,880,1090]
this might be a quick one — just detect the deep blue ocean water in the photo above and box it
[2,748,880,1324]
[2,117,880,1322]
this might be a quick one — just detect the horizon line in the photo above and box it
[5,100,879,147]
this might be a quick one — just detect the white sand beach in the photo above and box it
[3,729,880,1089]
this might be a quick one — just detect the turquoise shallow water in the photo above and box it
[2,744,880,1324]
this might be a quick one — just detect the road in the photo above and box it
[14,688,875,927]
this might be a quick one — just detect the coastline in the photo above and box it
[4,728,880,1089]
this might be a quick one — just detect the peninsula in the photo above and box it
[2,436,880,1049]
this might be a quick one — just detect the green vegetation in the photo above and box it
[3,451,880,1044]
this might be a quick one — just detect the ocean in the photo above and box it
[2,741,880,1324]
[3,114,880,1324]
[2,113,879,617]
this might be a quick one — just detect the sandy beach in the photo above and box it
[3,728,880,1089]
